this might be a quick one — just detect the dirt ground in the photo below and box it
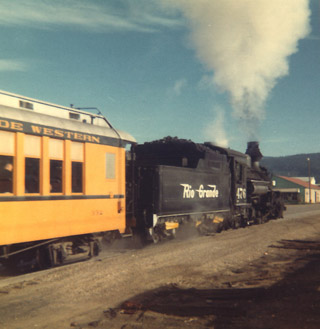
[1,204,320,329]
[96,239,320,329]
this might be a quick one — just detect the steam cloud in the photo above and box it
[204,106,228,147]
[162,0,311,141]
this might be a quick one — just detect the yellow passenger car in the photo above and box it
[0,90,135,267]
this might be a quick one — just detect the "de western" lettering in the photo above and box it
[0,119,24,131]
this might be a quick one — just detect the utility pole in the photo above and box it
[307,158,311,203]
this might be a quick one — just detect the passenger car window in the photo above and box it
[72,162,83,193]
[0,155,13,193]
[50,159,63,193]
[25,157,40,193]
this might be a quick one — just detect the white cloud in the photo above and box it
[0,0,182,33]
[0,59,27,72]
[173,78,187,95]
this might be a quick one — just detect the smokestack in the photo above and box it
[246,141,262,169]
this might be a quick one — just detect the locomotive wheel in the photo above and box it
[232,218,241,229]
[167,228,176,239]
[152,233,160,244]
[150,226,164,244]
[197,223,209,235]
[255,214,266,225]
[254,210,263,225]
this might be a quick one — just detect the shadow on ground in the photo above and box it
[78,239,320,329]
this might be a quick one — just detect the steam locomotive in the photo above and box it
[0,91,284,268]
[127,137,284,243]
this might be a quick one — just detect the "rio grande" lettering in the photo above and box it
[181,184,219,199]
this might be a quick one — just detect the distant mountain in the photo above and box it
[260,153,320,184]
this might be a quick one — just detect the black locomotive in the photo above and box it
[126,137,284,243]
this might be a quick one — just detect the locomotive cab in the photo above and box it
[205,143,249,227]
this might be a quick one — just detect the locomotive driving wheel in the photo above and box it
[255,210,266,225]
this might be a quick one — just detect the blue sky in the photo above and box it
[0,0,319,156]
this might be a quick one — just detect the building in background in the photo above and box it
[272,176,320,204]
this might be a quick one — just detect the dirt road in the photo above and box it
[1,204,320,329]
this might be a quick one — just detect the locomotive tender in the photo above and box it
[0,90,284,268]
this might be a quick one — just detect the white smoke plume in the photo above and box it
[162,0,311,140]
[204,106,229,147]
